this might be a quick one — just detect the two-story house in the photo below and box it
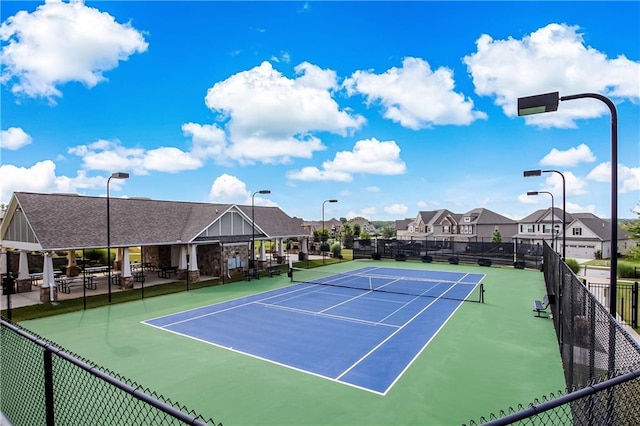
[515,209,635,259]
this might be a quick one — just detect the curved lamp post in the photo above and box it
[527,191,555,252]
[518,91,618,317]
[251,190,271,268]
[107,172,129,303]
[322,199,338,265]
[524,169,566,259]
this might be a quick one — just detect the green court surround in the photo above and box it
[20,260,565,425]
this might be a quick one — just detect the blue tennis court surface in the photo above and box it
[143,266,485,395]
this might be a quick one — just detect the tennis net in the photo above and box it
[290,267,484,303]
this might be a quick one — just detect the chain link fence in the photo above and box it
[0,318,222,426]
[465,242,640,425]
[354,237,543,269]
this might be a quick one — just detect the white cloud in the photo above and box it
[540,143,596,167]
[344,57,486,129]
[209,173,250,204]
[208,173,277,206]
[464,23,640,128]
[0,0,148,102]
[545,171,587,197]
[366,186,380,192]
[0,127,32,150]
[565,201,596,214]
[0,160,107,203]
[518,193,541,204]
[144,147,202,173]
[346,207,376,220]
[198,61,364,164]
[68,139,202,175]
[287,137,406,182]
[384,203,408,215]
[587,162,640,193]
[182,123,227,159]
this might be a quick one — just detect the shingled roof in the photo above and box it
[2,192,306,251]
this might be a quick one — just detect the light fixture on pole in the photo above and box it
[322,199,338,265]
[251,190,271,269]
[107,172,129,304]
[524,169,566,259]
[519,91,618,317]
[527,191,555,252]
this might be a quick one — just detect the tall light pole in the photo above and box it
[251,190,271,269]
[107,172,129,303]
[527,191,555,252]
[519,91,618,317]
[524,169,566,259]
[322,199,338,265]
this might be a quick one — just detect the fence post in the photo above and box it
[633,281,638,329]
[44,349,55,426]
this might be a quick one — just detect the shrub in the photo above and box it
[565,258,581,274]
[330,243,341,258]
[618,261,640,279]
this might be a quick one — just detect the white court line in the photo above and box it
[143,283,323,328]
[335,282,462,382]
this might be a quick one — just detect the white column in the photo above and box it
[179,245,188,270]
[43,253,55,301]
[302,237,308,254]
[0,248,6,275]
[18,250,29,279]
[122,247,131,278]
[189,244,198,271]
[260,242,266,261]
[278,239,284,257]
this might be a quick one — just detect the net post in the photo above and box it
[480,283,485,303]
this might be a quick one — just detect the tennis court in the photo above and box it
[19,260,565,425]
[143,267,485,394]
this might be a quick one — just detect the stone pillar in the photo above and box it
[121,276,134,289]
[40,253,58,303]
[66,251,80,277]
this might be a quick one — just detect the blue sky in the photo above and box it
[1,1,639,222]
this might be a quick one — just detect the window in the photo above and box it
[443,226,450,233]
[464,217,471,223]
[573,227,582,236]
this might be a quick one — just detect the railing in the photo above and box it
[466,243,640,425]
[0,318,222,426]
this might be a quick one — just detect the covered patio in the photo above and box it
[0,192,309,304]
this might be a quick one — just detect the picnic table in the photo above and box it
[56,275,97,293]
[29,270,62,286]
[84,266,110,275]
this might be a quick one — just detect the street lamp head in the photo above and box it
[517,92,560,116]
[258,189,271,195]
[523,169,542,177]
[110,172,130,179]
[328,199,338,203]
[527,191,539,196]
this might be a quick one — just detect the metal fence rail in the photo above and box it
[0,318,222,426]
[354,237,543,269]
[465,243,640,425]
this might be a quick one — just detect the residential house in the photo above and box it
[515,208,635,259]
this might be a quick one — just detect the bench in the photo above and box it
[158,266,178,279]
[534,294,551,318]
[267,265,282,277]
[477,258,492,267]
[133,270,146,283]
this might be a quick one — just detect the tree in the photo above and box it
[342,223,354,249]
[492,229,502,243]
[623,208,640,259]
[382,226,396,239]
[360,230,371,246]
[353,223,361,238]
